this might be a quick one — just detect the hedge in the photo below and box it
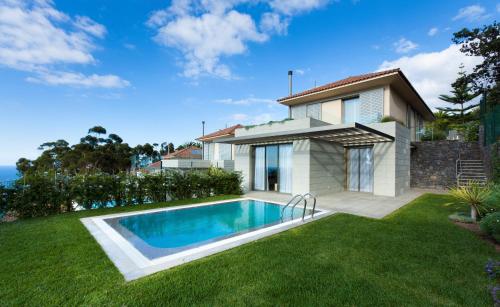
[2,169,242,218]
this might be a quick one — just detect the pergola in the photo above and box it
[218,123,394,147]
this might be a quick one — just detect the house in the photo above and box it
[145,146,202,172]
[163,146,202,160]
[219,69,435,197]
[196,124,243,170]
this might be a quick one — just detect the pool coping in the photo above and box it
[80,197,333,281]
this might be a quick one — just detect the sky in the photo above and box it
[0,0,498,165]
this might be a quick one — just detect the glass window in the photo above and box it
[343,97,360,123]
[218,143,232,160]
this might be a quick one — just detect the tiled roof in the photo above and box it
[148,161,162,168]
[162,146,202,160]
[197,124,243,141]
[277,68,401,102]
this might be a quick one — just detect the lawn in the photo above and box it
[0,194,497,306]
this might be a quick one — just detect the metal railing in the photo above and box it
[280,193,317,222]
[456,158,462,187]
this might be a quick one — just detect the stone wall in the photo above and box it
[479,125,500,180]
[410,141,480,189]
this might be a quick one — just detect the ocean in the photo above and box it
[0,166,19,184]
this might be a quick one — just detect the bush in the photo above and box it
[143,173,168,203]
[0,184,14,214]
[2,169,243,218]
[10,172,67,218]
[483,185,500,215]
[480,212,500,242]
[420,129,447,141]
[380,116,404,126]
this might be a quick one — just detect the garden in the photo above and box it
[0,193,498,306]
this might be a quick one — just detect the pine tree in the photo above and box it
[437,64,480,122]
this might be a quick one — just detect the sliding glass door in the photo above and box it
[278,144,292,193]
[253,144,292,193]
[347,147,373,193]
[254,147,266,191]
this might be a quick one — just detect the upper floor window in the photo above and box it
[343,97,360,123]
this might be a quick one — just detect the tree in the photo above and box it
[88,126,107,136]
[437,64,480,121]
[159,142,175,155]
[16,158,33,175]
[453,22,499,106]
[176,141,201,150]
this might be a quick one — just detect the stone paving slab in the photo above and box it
[245,189,447,219]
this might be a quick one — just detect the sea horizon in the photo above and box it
[0,165,19,183]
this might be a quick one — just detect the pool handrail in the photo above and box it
[280,194,305,222]
[302,193,317,220]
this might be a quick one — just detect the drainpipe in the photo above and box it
[288,70,293,119]
[201,121,205,160]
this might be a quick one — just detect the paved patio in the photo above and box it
[245,189,446,219]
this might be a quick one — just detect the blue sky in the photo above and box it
[0,0,498,165]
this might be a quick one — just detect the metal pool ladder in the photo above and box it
[280,193,317,222]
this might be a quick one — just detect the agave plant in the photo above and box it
[449,181,492,222]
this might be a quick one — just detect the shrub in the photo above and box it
[10,172,66,218]
[208,167,242,195]
[2,169,243,218]
[480,212,500,242]
[379,116,404,126]
[449,182,492,222]
[483,185,500,215]
[420,129,447,141]
[143,173,168,203]
[0,184,14,214]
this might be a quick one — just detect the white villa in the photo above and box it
[219,69,435,197]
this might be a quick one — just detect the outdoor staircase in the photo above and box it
[456,159,487,187]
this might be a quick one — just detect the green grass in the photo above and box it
[0,194,497,306]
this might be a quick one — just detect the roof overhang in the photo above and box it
[197,133,234,142]
[278,71,435,121]
[217,123,394,147]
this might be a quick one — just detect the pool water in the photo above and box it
[105,199,312,259]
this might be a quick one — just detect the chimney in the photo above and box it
[288,70,293,96]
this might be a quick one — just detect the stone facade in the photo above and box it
[410,141,481,189]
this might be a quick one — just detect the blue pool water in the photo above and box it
[105,199,312,259]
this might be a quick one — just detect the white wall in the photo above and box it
[368,122,410,196]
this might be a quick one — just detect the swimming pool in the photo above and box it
[81,198,329,280]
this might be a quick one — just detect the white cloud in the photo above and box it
[269,0,329,15]
[148,0,330,78]
[0,0,129,88]
[74,15,106,38]
[428,27,438,36]
[216,97,275,106]
[26,70,130,88]
[260,12,289,35]
[378,44,483,109]
[153,10,267,79]
[453,5,489,22]
[393,38,418,54]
